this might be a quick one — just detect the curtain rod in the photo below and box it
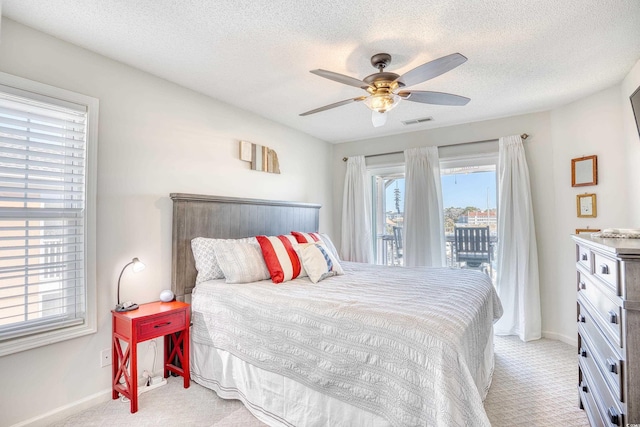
[342,133,529,162]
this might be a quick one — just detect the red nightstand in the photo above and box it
[111,301,190,413]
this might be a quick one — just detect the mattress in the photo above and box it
[190,262,503,426]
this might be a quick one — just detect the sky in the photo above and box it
[385,170,497,212]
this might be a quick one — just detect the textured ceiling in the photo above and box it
[2,0,640,143]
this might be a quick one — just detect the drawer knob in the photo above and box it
[579,281,586,290]
[582,383,588,393]
[606,358,618,374]
[608,407,620,426]
[579,347,587,358]
[581,253,588,261]
[600,264,609,274]
[578,314,586,323]
[608,310,618,324]
[153,321,172,328]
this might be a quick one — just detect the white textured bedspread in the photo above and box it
[191,262,503,427]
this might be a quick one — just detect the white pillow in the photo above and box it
[214,241,270,284]
[191,237,256,284]
[295,242,344,284]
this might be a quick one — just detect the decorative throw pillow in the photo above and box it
[214,241,270,284]
[318,233,340,260]
[291,231,321,243]
[295,242,344,283]
[191,236,256,284]
[291,231,340,260]
[256,235,304,283]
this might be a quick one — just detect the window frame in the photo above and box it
[0,71,98,356]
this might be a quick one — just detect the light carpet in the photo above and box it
[49,336,589,426]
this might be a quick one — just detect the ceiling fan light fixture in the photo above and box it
[371,111,388,127]
[363,92,401,114]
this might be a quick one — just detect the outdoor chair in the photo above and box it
[454,226,492,275]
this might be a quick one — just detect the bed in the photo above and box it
[170,193,503,427]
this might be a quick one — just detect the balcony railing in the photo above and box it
[376,231,497,281]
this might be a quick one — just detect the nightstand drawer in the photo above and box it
[137,311,186,341]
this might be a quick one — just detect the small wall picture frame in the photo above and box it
[577,193,597,218]
[575,228,600,234]
[239,140,252,162]
[571,155,598,187]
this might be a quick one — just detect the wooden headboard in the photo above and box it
[170,193,321,302]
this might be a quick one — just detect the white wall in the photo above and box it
[621,59,640,219]
[333,80,634,346]
[548,85,628,343]
[0,18,333,427]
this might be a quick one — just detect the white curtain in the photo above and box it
[494,135,541,341]
[403,146,446,267]
[341,156,373,263]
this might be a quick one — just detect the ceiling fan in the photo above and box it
[300,52,470,127]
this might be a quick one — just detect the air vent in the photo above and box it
[401,116,434,126]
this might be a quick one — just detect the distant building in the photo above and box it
[459,210,497,231]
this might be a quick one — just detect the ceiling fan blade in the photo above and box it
[395,53,467,87]
[300,96,367,116]
[310,69,372,90]
[398,90,470,106]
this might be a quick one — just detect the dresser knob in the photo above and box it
[608,407,620,426]
[581,383,588,393]
[581,253,588,261]
[600,264,609,274]
[608,310,618,324]
[579,281,586,290]
[580,347,587,358]
[578,314,586,323]
[606,358,618,374]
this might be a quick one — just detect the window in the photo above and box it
[0,72,97,356]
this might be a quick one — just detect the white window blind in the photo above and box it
[0,84,89,342]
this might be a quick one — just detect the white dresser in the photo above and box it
[572,235,640,427]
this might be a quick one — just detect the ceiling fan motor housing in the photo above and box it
[370,53,392,70]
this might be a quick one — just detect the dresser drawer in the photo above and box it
[579,328,624,402]
[137,310,187,341]
[593,252,620,296]
[579,346,625,427]
[578,280,623,348]
[577,245,593,272]
[579,371,607,427]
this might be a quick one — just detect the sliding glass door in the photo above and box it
[369,152,498,281]
[440,160,498,280]
[370,166,405,266]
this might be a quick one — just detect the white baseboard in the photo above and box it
[10,388,112,427]
[542,330,577,347]
[11,377,168,427]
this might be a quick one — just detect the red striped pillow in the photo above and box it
[256,235,303,283]
[292,231,340,260]
[291,231,321,243]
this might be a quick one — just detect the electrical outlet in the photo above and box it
[100,348,112,367]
